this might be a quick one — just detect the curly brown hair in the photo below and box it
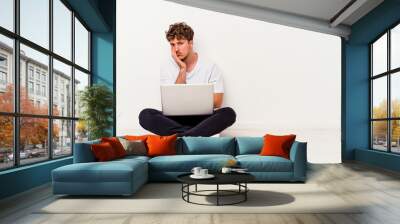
[165,22,194,41]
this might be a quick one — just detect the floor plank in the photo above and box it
[1,162,400,224]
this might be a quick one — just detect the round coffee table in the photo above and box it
[177,173,255,206]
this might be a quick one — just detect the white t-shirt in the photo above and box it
[160,55,224,93]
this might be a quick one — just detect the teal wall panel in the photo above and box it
[91,32,114,135]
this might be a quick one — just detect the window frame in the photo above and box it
[0,53,7,68]
[0,70,7,85]
[0,0,92,171]
[0,53,8,89]
[370,20,400,154]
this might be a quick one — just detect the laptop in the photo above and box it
[161,84,214,116]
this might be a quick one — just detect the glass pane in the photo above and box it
[20,44,49,115]
[372,33,387,76]
[20,117,49,165]
[392,24,400,70]
[0,0,13,31]
[0,34,14,112]
[75,120,88,143]
[20,0,49,49]
[391,72,400,118]
[372,121,388,151]
[391,120,400,153]
[372,77,387,119]
[53,0,72,60]
[74,69,89,118]
[53,59,72,117]
[53,119,72,157]
[75,17,89,69]
[0,116,13,170]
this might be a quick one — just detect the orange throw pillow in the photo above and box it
[146,134,177,157]
[260,134,296,159]
[101,137,127,158]
[91,142,117,161]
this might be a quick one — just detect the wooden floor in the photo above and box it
[1,162,400,224]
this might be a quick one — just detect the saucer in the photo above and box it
[232,170,249,174]
[190,174,215,179]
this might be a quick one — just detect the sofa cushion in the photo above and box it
[177,137,235,155]
[91,142,118,161]
[147,134,177,157]
[236,155,293,172]
[260,134,296,159]
[115,155,150,163]
[124,135,152,141]
[53,158,148,183]
[148,154,235,172]
[73,139,100,163]
[101,137,127,158]
[118,138,148,156]
[235,137,263,155]
[124,135,153,149]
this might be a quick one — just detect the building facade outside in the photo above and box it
[0,40,87,169]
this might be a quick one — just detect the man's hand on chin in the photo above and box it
[171,49,186,71]
[172,49,187,84]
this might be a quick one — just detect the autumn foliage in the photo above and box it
[372,99,400,142]
[0,84,59,150]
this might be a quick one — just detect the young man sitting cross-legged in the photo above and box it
[139,22,236,137]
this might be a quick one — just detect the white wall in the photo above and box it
[116,0,341,163]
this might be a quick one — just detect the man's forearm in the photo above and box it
[175,69,187,84]
[213,93,223,108]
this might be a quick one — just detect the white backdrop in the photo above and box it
[116,0,342,163]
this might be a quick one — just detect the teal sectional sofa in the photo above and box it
[52,137,307,196]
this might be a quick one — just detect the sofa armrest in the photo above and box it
[73,140,100,163]
[289,141,307,181]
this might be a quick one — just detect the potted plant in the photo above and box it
[79,84,113,140]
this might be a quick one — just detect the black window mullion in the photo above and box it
[74,64,90,74]
[370,45,373,149]
[372,69,400,79]
[388,30,391,152]
[0,27,16,40]
[0,30,90,75]
[0,0,87,171]
[369,28,400,153]
[0,6,90,72]
[0,113,79,119]
[88,30,91,75]
[13,0,20,167]
[48,0,54,160]
[19,36,90,73]
[71,10,76,154]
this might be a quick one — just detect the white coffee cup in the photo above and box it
[221,167,232,174]
[200,169,208,176]
[191,167,202,176]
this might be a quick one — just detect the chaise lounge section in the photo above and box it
[52,137,307,196]
[52,140,149,196]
